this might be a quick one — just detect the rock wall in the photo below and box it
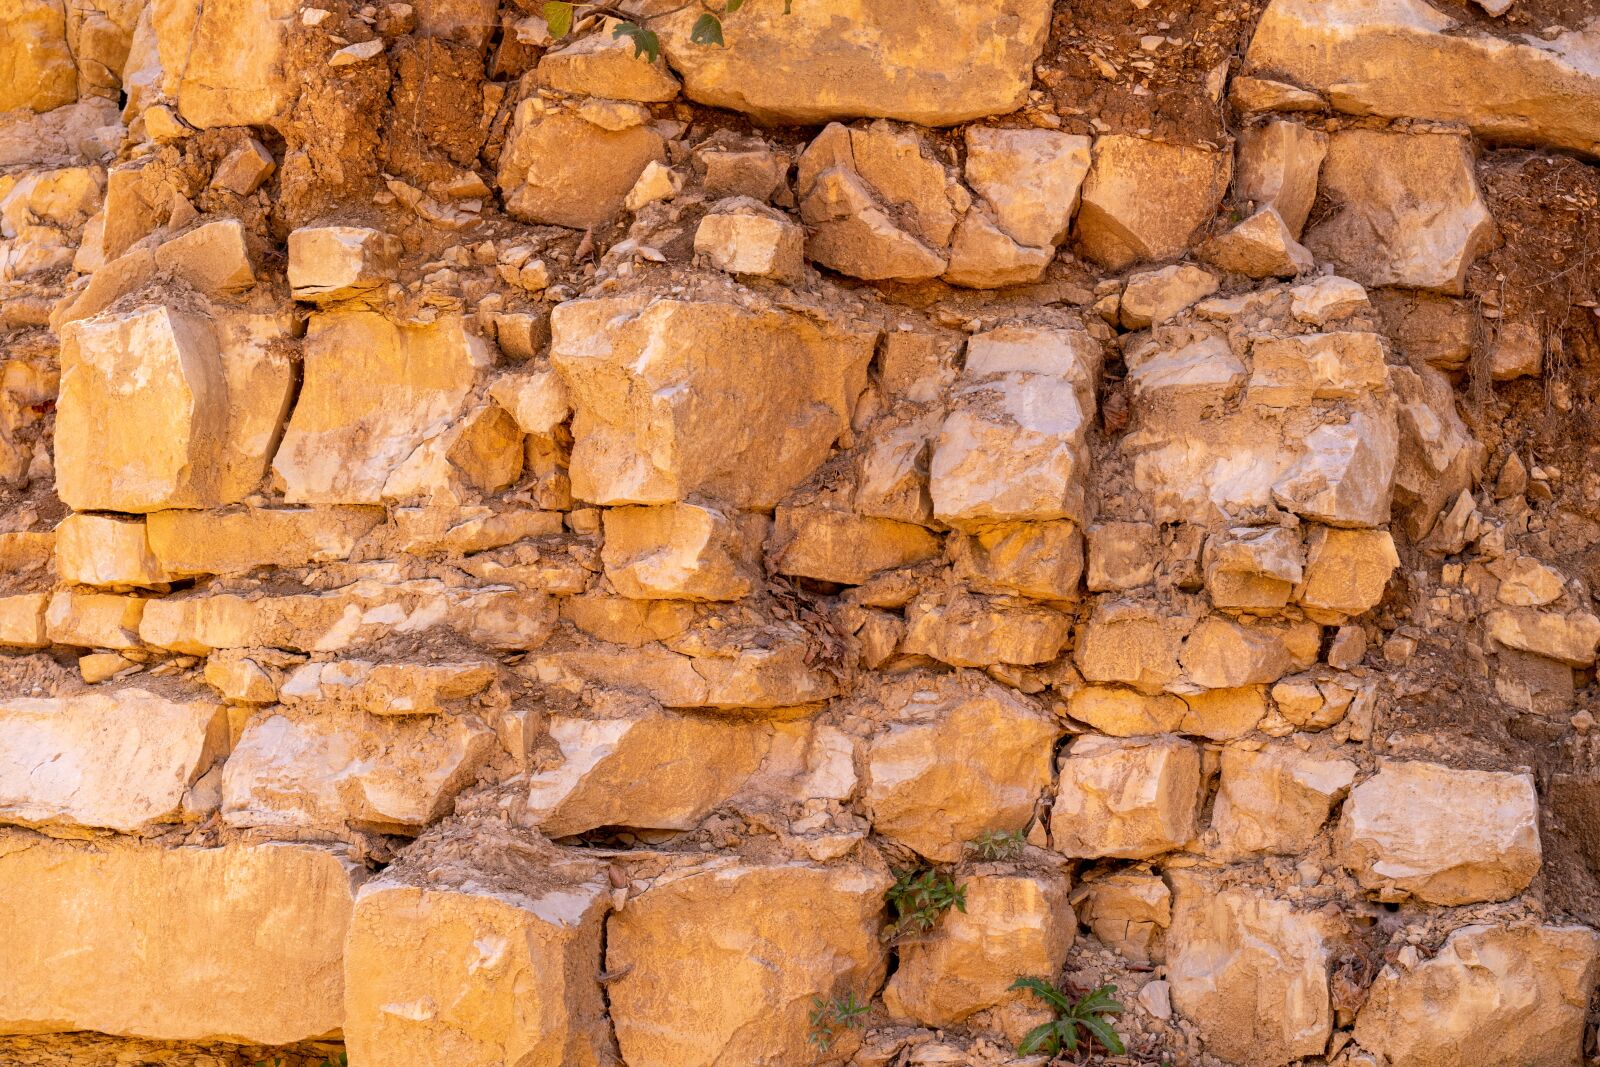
[3,1,1600,1065]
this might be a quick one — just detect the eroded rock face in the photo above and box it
[0,837,364,1043]
[1338,761,1541,905]
[1353,924,1600,1067]
[1211,744,1357,858]
[1075,136,1232,270]
[1051,735,1202,859]
[154,0,299,129]
[605,858,891,1067]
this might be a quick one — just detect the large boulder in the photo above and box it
[154,0,299,129]
[647,1,1055,126]
[0,837,364,1043]
[0,0,77,113]
[1245,0,1600,158]
[605,857,891,1067]
[1353,923,1600,1067]
[550,290,876,508]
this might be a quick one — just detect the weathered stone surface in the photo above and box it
[602,502,761,601]
[884,870,1075,1027]
[523,695,772,838]
[45,589,146,649]
[950,521,1083,601]
[901,587,1072,668]
[1120,264,1219,329]
[1272,412,1399,528]
[1199,208,1313,279]
[650,1,1055,126]
[58,303,294,512]
[0,1,77,113]
[280,659,497,717]
[1204,526,1303,611]
[1075,598,1194,693]
[273,312,491,505]
[1247,330,1389,409]
[863,673,1060,862]
[1051,735,1201,859]
[222,707,495,835]
[0,594,49,649]
[1182,615,1319,689]
[1304,131,1492,295]
[54,512,171,588]
[345,875,614,1067]
[771,503,941,586]
[537,31,681,103]
[1212,745,1357,858]
[1167,875,1338,1067]
[1353,923,1600,1067]
[287,226,400,303]
[0,837,364,1043]
[145,506,384,575]
[0,688,226,833]
[605,858,891,1067]
[1295,526,1399,619]
[1074,872,1171,964]
[153,219,256,294]
[1245,0,1600,158]
[1075,136,1232,270]
[694,198,805,283]
[156,0,298,128]
[1338,761,1541,905]
[1486,608,1600,666]
[1236,119,1327,236]
[1068,686,1186,737]
[551,291,875,508]
[497,99,666,229]
[1085,521,1160,592]
[964,128,1091,248]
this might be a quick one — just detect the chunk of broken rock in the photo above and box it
[1051,735,1201,859]
[1075,136,1232,270]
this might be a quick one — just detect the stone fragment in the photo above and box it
[1068,686,1186,736]
[345,872,615,1067]
[1236,119,1327,236]
[964,128,1091,248]
[222,707,495,835]
[489,368,569,435]
[901,587,1072,668]
[623,160,682,212]
[1212,745,1357,858]
[950,521,1083,601]
[1177,686,1269,740]
[0,594,49,648]
[651,1,1055,125]
[884,871,1075,1027]
[1304,131,1492,295]
[1488,320,1543,381]
[1353,924,1600,1067]
[54,512,171,588]
[157,0,298,128]
[606,858,890,1067]
[45,589,145,649]
[551,291,875,508]
[1204,526,1303,611]
[1486,609,1600,667]
[942,209,1054,289]
[1245,0,1600,157]
[498,99,665,229]
[145,506,383,575]
[1074,872,1171,964]
[1051,735,1201,859]
[1272,412,1399,528]
[1075,136,1232,270]
[1199,208,1314,279]
[863,673,1060,862]
[537,30,681,102]
[602,503,761,601]
[0,688,227,833]
[211,138,275,195]
[280,659,497,717]
[1075,598,1193,694]
[58,303,294,512]
[1295,527,1398,619]
[1248,330,1389,409]
[1290,275,1370,325]
[1086,521,1160,592]
[770,503,941,586]
[694,197,805,283]
[286,226,400,303]
[523,697,772,838]
[0,838,363,1043]
[273,312,491,504]
[1338,761,1541,905]
[1119,264,1219,329]
[1167,876,1338,1067]
[1230,75,1328,114]
[1181,615,1318,689]
[152,218,255,293]
[204,654,278,705]
[1492,555,1565,607]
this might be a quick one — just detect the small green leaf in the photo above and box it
[1009,975,1071,1013]
[690,12,725,45]
[725,0,744,10]
[612,21,661,62]
[1080,1015,1126,1054]
[543,0,573,37]
[1017,1021,1058,1056]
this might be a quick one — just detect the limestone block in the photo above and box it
[0,1,77,113]
[1182,615,1319,689]
[1304,131,1492,295]
[0,688,226,833]
[204,654,278,705]
[523,696,773,838]
[1086,521,1160,592]
[694,198,805,283]
[1204,526,1303,611]
[1245,0,1600,157]
[770,503,941,586]
[489,368,570,436]
[1199,208,1313,279]
[222,707,495,835]
[1353,923,1600,1067]
[1248,330,1389,409]
[1051,735,1201,859]
[650,1,1054,126]
[551,291,875,508]
[942,208,1054,288]
[44,589,145,649]
[1235,119,1327,236]
[1074,872,1170,964]
[1492,556,1565,608]
[901,587,1072,668]
[54,512,171,588]
[1119,265,1219,329]
[211,137,275,195]
[1290,275,1371,325]
[157,0,299,128]
[0,838,364,1043]
[1272,412,1398,528]
[536,30,680,102]
[950,521,1083,601]
[1075,598,1194,694]
[855,416,939,525]
[273,312,491,504]
[145,506,383,576]
[964,128,1091,248]
[286,226,400,303]
[1486,609,1600,667]
[497,99,665,229]
[605,858,891,1067]
[1338,761,1541,905]
[1212,745,1357,858]
[602,502,761,601]
[1177,686,1270,740]
[0,594,49,648]
[345,876,614,1067]
[1075,136,1232,270]
[58,303,294,512]
[280,659,497,717]
[1167,876,1338,1067]
[884,870,1075,1026]
[1295,527,1399,619]
[153,218,255,293]
[863,673,1060,861]
[1068,686,1186,737]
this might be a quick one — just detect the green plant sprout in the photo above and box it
[544,0,791,64]
[883,866,966,941]
[807,992,869,1052]
[1010,979,1126,1058]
